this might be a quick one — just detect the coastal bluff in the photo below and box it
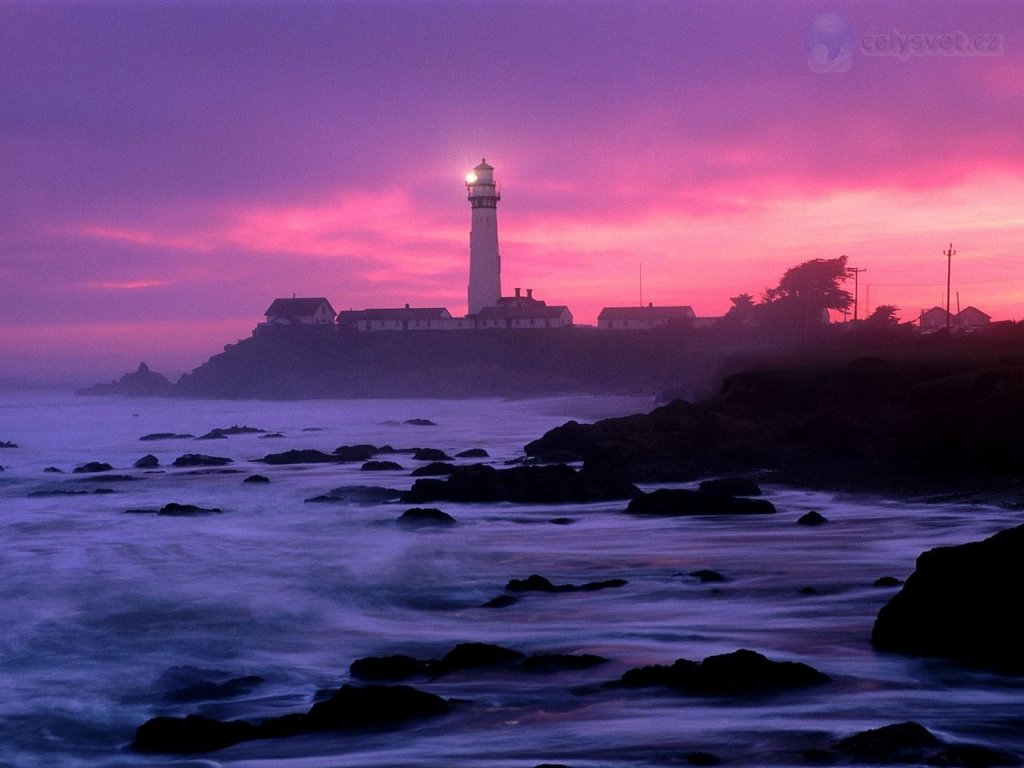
[169,328,727,399]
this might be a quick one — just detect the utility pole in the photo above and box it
[944,243,956,333]
[846,266,867,321]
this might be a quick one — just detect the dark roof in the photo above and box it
[338,307,452,322]
[476,305,571,320]
[474,158,493,171]
[265,298,335,317]
[957,306,990,320]
[598,306,695,321]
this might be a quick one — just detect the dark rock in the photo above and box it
[78,363,173,398]
[831,721,942,762]
[172,454,232,467]
[43,466,63,473]
[0,440,18,448]
[403,463,637,505]
[626,488,776,516]
[686,752,723,766]
[871,523,1024,673]
[413,448,452,461]
[483,595,520,608]
[73,461,113,473]
[350,655,428,681]
[198,426,266,439]
[305,486,402,504]
[134,714,255,754]
[433,642,524,674]
[259,432,285,439]
[531,449,584,464]
[260,449,337,465]
[158,503,222,516]
[333,444,378,461]
[519,654,608,673]
[134,684,449,755]
[579,578,627,591]
[874,576,903,587]
[690,569,726,583]
[140,432,194,441]
[698,477,762,496]
[797,510,829,526]
[456,448,489,458]
[243,474,270,484]
[616,649,829,695]
[549,516,575,525]
[362,460,403,471]
[300,684,449,731]
[398,507,456,526]
[411,462,457,477]
[134,454,159,469]
[403,418,437,426]
[506,574,575,593]
[926,744,1021,766]
[799,586,819,595]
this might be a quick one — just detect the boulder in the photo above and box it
[433,642,524,674]
[73,461,113,473]
[410,462,457,477]
[198,426,266,439]
[140,432,194,441]
[350,655,428,681]
[626,488,776,516]
[0,440,18,448]
[333,444,378,461]
[616,649,829,695]
[871,523,1024,673]
[403,418,436,426]
[134,714,255,754]
[403,463,637,504]
[823,721,1019,765]
[361,460,403,471]
[243,474,270,484]
[260,449,337,465]
[172,454,232,468]
[690,569,726,583]
[398,507,456,526]
[797,510,828,526]
[134,454,159,469]
[455,448,489,458]
[412,448,453,461]
[158,503,221,516]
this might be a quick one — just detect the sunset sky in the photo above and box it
[1,1,1022,383]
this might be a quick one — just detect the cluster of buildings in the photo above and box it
[254,158,994,337]
[256,159,698,336]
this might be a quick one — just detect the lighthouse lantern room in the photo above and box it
[466,158,502,315]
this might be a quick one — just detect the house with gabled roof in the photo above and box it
[264,297,336,326]
[475,304,573,329]
[956,306,991,331]
[597,304,696,330]
[918,306,952,332]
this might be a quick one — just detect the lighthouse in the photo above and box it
[466,158,501,315]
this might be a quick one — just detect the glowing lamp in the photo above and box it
[465,172,477,184]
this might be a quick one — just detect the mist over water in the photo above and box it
[1,393,1021,767]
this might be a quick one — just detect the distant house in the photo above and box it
[264,297,336,326]
[336,306,453,332]
[476,304,573,329]
[956,306,991,331]
[597,305,696,330]
[918,306,952,332]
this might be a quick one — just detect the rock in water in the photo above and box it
[872,523,1024,673]
[626,488,776,516]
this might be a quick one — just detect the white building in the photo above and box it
[263,297,336,326]
[336,306,452,332]
[466,159,502,315]
[597,305,696,330]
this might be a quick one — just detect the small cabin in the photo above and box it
[956,306,991,331]
[475,304,573,329]
[336,306,453,332]
[264,297,336,325]
[597,305,696,330]
[918,306,952,332]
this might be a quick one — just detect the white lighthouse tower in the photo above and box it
[466,158,501,315]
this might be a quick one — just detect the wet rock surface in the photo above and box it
[872,523,1024,673]
[626,488,776,516]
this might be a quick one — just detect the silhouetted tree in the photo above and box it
[761,256,853,336]
[863,304,900,328]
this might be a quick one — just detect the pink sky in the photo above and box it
[1,1,1021,384]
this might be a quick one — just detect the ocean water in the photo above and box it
[0,391,1021,768]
